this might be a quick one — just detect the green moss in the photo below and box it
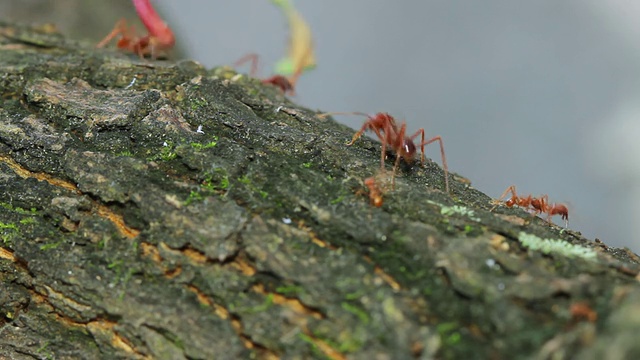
[190,138,218,150]
[184,169,230,205]
[444,331,462,346]
[344,290,366,300]
[246,294,274,313]
[301,162,312,168]
[35,341,53,360]
[0,222,18,231]
[108,259,123,270]
[0,203,38,215]
[184,190,204,206]
[330,195,345,205]
[238,175,269,199]
[19,217,36,225]
[189,97,208,110]
[275,285,304,295]
[341,302,370,324]
[436,321,462,346]
[39,240,62,251]
[298,333,331,360]
[148,141,177,161]
[0,221,19,245]
[115,150,134,157]
[436,321,459,334]
[517,232,597,260]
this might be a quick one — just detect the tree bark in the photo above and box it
[1,20,640,360]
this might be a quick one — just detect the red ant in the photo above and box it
[491,185,569,227]
[97,0,175,58]
[233,53,303,95]
[333,112,449,193]
[570,301,597,323]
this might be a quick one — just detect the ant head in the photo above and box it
[264,75,294,94]
[551,204,569,220]
[400,138,417,163]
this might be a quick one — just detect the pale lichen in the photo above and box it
[518,232,597,260]
[439,204,480,222]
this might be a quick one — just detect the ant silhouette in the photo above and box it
[333,112,450,193]
[491,185,569,227]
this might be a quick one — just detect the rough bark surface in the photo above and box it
[1,21,640,360]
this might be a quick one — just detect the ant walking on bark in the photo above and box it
[491,185,569,227]
[331,112,450,193]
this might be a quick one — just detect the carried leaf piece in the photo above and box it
[363,170,394,207]
[272,0,316,88]
[97,0,175,58]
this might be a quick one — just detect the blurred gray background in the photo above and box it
[3,1,640,252]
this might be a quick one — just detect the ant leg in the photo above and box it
[344,113,383,145]
[134,35,152,59]
[490,185,517,211]
[347,123,371,146]
[391,152,402,189]
[419,135,449,193]
[534,194,549,216]
[233,53,260,76]
[97,19,129,48]
[407,128,426,165]
[388,121,408,188]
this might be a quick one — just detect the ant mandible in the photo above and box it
[343,112,450,193]
[491,185,569,227]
